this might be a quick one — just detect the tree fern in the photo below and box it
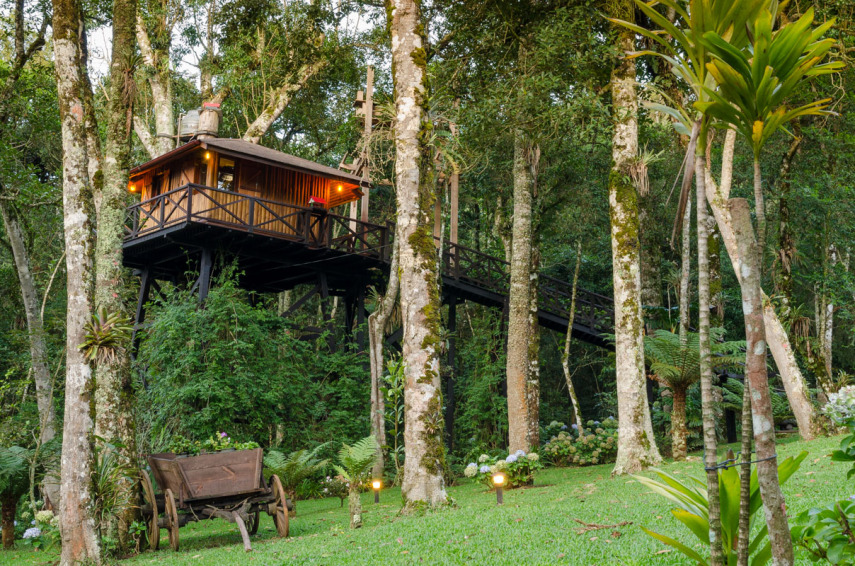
[0,446,31,497]
[264,443,330,497]
[333,436,378,485]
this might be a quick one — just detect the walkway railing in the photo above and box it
[125,185,613,335]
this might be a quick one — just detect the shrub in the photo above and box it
[166,432,259,456]
[541,418,617,467]
[464,450,542,488]
[823,386,855,424]
[320,475,349,507]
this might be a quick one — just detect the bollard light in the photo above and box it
[493,473,505,505]
[372,479,382,504]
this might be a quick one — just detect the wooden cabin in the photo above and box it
[127,138,366,239]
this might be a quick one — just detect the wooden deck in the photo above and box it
[123,184,614,347]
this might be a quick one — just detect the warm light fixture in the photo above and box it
[204,152,211,160]
[493,474,505,505]
[337,185,343,192]
[372,479,381,504]
[129,184,136,192]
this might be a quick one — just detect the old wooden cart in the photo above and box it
[139,448,291,551]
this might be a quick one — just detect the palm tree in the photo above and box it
[264,444,329,516]
[697,7,843,253]
[333,436,378,529]
[0,446,32,549]
[645,329,744,460]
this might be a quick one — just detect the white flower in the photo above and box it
[515,449,526,457]
[23,527,41,539]
[526,452,539,462]
[464,463,478,478]
[35,510,54,524]
[478,454,489,463]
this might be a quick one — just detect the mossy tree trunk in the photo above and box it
[608,3,661,476]
[0,203,57,447]
[93,0,138,550]
[388,0,448,510]
[507,132,540,453]
[730,198,794,566]
[671,386,688,461]
[134,12,175,157]
[53,0,101,560]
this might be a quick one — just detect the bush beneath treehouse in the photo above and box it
[541,418,617,467]
[135,277,368,448]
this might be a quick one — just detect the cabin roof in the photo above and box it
[130,138,366,186]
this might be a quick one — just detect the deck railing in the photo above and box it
[126,185,612,334]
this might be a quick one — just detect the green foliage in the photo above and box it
[541,418,618,467]
[722,380,792,421]
[697,7,843,157]
[636,451,808,565]
[319,475,348,507]
[165,432,260,456]
[463,450,543,488]
[0,446,30,499]
[644,329,744,391]
[333,436,378,487]
[79,308,132,364]
[136,275,369,449]
[91,441,136,545]
[381,357,405,481]
[792,420,855,563]
[264,444,330,499]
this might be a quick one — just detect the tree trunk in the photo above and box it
[561,241,585,432]
[671,386,688,461]
[705,130,817,440]
[368,242,399,478]
[737,377,753,566]
[679,196,692,342]
[609,4,661,475]
[53,0,102,560]
[507,133,539,453]
[348,488,362,529]
[697,157,724,565]
[242,60,328,144]
[135,14,174,157]
[94,0,138,550]
[774,136,801,305]
[1,494,16,550]
[0,203,56,444]
[389,0,447,509]
[526,247,541,450]
[729,198,794,566]
[753,159,766,271]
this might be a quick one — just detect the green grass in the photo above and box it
[4,434,852,565]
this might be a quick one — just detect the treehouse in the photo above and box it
[122,137,392,305]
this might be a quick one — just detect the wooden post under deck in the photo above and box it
[446,294,458,450]
[198,248,213,303]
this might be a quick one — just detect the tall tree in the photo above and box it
[52,0,101,560]
[94,0,139,548]
[134,0,176,157]
[388,0,448,509]
[607,0,661,475]
[507,130,540,452]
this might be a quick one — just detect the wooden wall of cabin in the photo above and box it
[130,150,360,238]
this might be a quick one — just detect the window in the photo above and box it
[217,157,236,191]
[240,161,265,196]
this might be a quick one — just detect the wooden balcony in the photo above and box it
[123,184,614,346]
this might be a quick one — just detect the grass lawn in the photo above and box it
[3,434,851,565]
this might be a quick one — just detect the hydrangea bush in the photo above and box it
[541,418,618,467]
[822,385,855,425]
[464,450,542,488]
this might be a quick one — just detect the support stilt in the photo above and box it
[198,248,213,303]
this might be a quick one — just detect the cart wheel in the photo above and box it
[164,489,180,551]
[140,471,160,551]
[270,475,290,537]
[248,510,260,535]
